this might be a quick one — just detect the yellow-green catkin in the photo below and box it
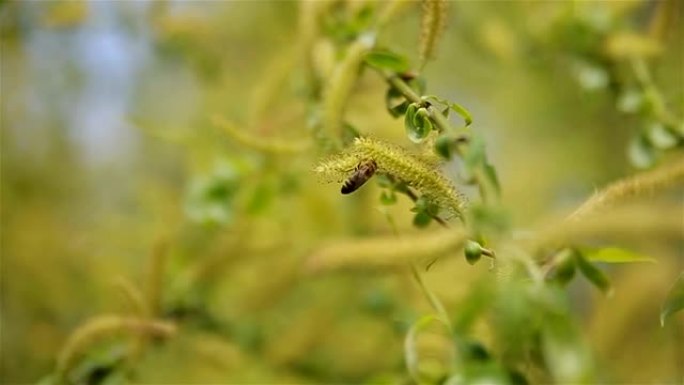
[212,115,311,154]
[315,137,466,216]
[568,156,684,221]
[306,227,468,273]
[419,0,447,68]
[56,315,176,381]
[322,34,375,146]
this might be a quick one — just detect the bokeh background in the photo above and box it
[1,1,682,384]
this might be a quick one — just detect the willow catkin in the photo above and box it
[568,156,684,221]
[305,227,468,273]
[314,137,466,216]
[322,34,375,145]
[419,0,448,67]
[212,115,311,154]
[56,315,176,380]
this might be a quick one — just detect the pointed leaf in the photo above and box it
[576,251,612,296]
[660,272,684,326]
[413,211,432,228]
[365,50,411,72]
[583,247,656,264]
[423,95,473,126]
[380,190,397,205]
[628,134,656,169]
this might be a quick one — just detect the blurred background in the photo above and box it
[1,1,682,384]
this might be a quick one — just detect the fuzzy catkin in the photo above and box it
[315,137,466,216]
[56,315,176,380]
[212,115,311,154]
[419,0,447,67]
[306,227,468,273]
[322,34,375,145]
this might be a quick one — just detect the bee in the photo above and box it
[341,160,377,194]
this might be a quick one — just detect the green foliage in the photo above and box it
[660,272,684,327]
[3,1,683,384]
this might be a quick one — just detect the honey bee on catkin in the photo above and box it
[341,160,377,194]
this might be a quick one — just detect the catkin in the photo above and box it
[56,315,176,380]
[322,34,375,145]
[306,228,468,273]
[419,0,448,67]
[212,115,311,154]
[315,137,466,216]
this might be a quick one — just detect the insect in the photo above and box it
[341,160,377,194]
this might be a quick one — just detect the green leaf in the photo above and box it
[405,104,431,143]
[448,101,473,126]
[423,95,473,126]
[434,135,452,159]
[404,314,450,384]
[647,122,678,149]
[576,251,612,296]
[380,190,397,205]
[628,134,657,169]
[413,211,432,228]
[341,122,361,145]
[542,318,594,383]
[375,174,393,188]
[464,240,482,265]
[660,272,684,326]
[364,49,411,72]
[404,103,418,140]
[482,163,501,197]
[617,88,644,114]
[413,108,433,138]
[547,249,576,286]
[583,247,656,264]
[385,87,408,118]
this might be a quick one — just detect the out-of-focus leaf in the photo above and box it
[380,190,397,205]
[660,272,684,327]
[575,251,612,296]
[342,122,361,145]
[547,249,576,286]
[385,86,408,118]
[467,203,511,237]
[482,163,501,197]
[628,134,657,169]
[375,174,393,188]
[435,135,452,159]
[576,62,609,91]
[542,319,594,384]
[582,247,656,264]
[247,182,273,214]
[647,122,678,150]
[617,89,643,114]
[404,315,450,384]
[364,49,411,72]
[413,211,432,228]
[604,32,663,59]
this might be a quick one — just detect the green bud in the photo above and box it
[464,240,482,265]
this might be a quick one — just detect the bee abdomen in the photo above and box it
[340,180,357,194]
[340,160,377,195]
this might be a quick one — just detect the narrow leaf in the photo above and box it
[660,272,684,327]
[423,95,473,126]
[576,252,612,296]
[583,247,656,264]
[448,101,473,126]
[365,50,411,72]
[413,211,432,228]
